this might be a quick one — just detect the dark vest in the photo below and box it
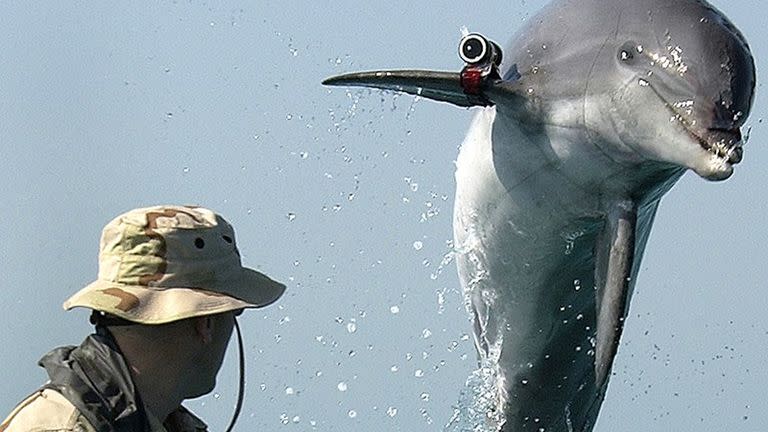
[38,327,151,432]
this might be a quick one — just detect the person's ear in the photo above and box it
[194,316,214,344]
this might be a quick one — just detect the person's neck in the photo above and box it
[131,366,184,422]
[116,340,187,422]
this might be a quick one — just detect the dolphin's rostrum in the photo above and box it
[324,0,755,430]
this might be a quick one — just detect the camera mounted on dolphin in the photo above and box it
[458,33,503,105]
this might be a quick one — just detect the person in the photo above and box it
[1,205,286,432]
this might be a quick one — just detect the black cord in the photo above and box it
[224,318,245,432]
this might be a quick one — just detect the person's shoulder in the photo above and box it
[0,388,96,432]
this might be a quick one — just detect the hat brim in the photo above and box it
[64,268,286,325]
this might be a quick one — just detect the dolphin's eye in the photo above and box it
[618,41,639,64]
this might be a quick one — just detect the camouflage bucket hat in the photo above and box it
[64,205,286,324]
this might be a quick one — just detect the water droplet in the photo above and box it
[337,382,348,392]
[413,241,423,250]
[348,410,357,419]
[286,113,293,120]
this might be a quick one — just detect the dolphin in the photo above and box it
[323,0,756,430]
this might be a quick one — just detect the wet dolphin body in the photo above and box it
[324,0,755,430]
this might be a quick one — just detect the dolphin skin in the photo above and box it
[324,0,756,430]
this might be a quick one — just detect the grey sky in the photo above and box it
[1,1,766,430]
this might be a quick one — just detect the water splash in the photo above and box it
[430,245,456,281]
[443,226,508,431]
[444,335,506,432]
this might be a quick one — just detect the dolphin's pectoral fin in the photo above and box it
[323,70,479,107]
[593,199,638,390]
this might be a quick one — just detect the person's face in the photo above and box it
[186,310,239,398]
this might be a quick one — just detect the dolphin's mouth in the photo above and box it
[689,127,744,164]
[649,82,744,166]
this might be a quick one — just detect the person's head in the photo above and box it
[66,205,285,397]
[99,309,240,398]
